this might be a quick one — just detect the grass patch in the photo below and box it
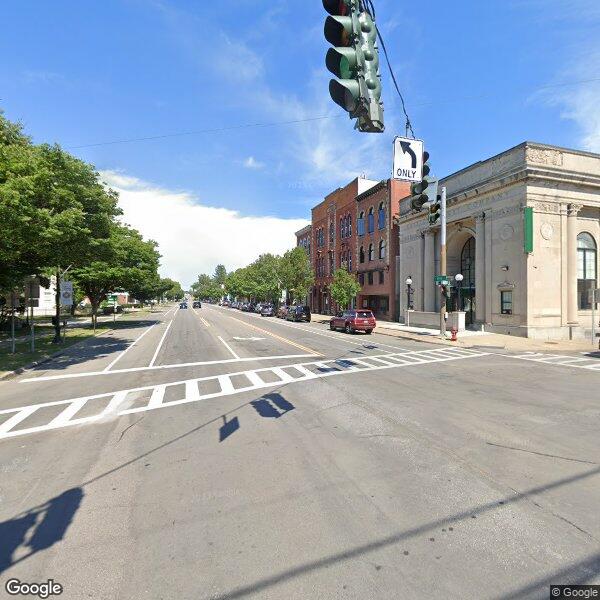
[0,325,111,375]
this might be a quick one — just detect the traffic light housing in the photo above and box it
[410,152,438,211]
[429,194,441,225]
[323,0,384,133]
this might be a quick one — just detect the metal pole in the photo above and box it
[11,310,15,354]
[30,303,35,352]
[440,186,447,338]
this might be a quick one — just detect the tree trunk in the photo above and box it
[52,269,62,344]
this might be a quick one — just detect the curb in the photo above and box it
[0,327,115,382]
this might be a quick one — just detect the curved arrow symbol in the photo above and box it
[400,141,417,169]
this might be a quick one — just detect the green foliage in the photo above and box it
[329,267,361,310]
[213,264,227,286]
[279,247,314,303]
[160,278,184,301]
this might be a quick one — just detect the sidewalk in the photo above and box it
[310,313,598,354]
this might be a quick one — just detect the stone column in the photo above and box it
[567,204,582,324]
[475,213,486,323]
[423,230,435,312]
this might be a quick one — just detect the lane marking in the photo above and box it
[1,348,489,440]
[149,320,173,367]
[506,352,600,371]
[218,336,240,359]
[200,316,210,327]
[19,353,317,383]
[103,323,158,372]
[227,315,322,356]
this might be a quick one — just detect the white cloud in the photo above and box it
[243,156,265,169]
[101,170,308,289]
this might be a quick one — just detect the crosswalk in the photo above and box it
[0,347,486,440]
[511,352,600,371]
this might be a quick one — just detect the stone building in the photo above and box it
[397,142,600,339]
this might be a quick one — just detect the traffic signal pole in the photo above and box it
[439,186,447,338]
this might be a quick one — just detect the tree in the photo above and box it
[329,267,361,310]
[213,264,227,286]
[161,278,184,301]
[279,247,314,304]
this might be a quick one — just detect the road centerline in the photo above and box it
[149,320,173,367]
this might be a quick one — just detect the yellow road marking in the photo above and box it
[193,309,210,327]
[227,316,322,356]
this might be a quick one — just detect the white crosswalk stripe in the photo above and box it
[0,347,488,440]
[511,352,600,371]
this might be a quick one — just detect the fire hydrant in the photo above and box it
[450,327,458,342]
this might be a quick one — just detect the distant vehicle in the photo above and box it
[221,300,230,307]
[330,309,375,334]
[286,305,311,323]
[260,304,275,317]
[179,302,188,309]
[277,305,289,319]
[254,303,264,313]
[192,301,201,308]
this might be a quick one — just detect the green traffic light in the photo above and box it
[326,47,357,79]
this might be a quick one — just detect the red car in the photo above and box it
[330,309,376,334]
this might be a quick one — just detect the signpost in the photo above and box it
[392,137,424,182]
[24,277,40,352]
[434,275,449,285]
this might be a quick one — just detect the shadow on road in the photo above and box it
[219,415,240,442]
[251,393,295,419]
[0,487,83,574]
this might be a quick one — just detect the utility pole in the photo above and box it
[439,186,447,338]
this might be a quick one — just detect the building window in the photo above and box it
[379,270,384,284]
[340,218,344,239]
[578,232,597,309]
[359,273,365,285]
[461,237,476,287]
[329,253,334,276]
[368,207,374,233]
[359,246,365,263]
[378,202,385,230]
[368,243,374,261]
[501,291,513,315]
[348,215,352,236]
[358,212,365,236]
[348,251,352,272]
[329,221,334,244]
[378,239,386,259]
[368,271,374,285]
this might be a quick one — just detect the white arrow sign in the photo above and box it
[232,337,265,341]
[393,136,424,182]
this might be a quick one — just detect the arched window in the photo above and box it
[340,218,344,239]
[368,207,375,233]
[329,221,334,243]
[378,202,385,230]
[358,211,365,236]
[378,239,386,259]
[368,243,374,261]
[348,250,352,272]
[578,232,597,309]
[359,246,365,263]
[461,237,476,287]
[348,215,352,236]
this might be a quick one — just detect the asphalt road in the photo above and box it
[0,303,599,600]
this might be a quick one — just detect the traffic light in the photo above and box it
[429,194,441,225]
[410,151,438,211]
[323,0,384,133]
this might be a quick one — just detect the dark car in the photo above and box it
[286,305,311,323]
[330,309,376,334]
[260,304,275,317]
[179,302,188,309]
[192,301,201,308]
[277,305,289,319]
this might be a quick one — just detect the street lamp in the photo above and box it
[455,273,464,312]
[405,276,414,327]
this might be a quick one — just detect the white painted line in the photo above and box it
[149,320,173,367]
[103,323,157,372]
[102,390,129,415]
[147,386,166,409]
[48,398,87,427]
[185,381,201,401]
[200,316,210,327]
[271,367,295,383]
[19,353,316,383]
[218,336,240,359]
[218,375,235,394]
[244,371,265,386]
[0,406,39,435]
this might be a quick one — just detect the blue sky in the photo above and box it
[1,0,599,285]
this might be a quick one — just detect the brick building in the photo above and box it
[294,224,312,304]
[307,177,378,315]
[355,179,411,321]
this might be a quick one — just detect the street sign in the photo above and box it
[434,275,449,285]
[60,280,74,307]
[393,137,424,182]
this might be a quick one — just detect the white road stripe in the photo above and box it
[218,336,240,359]
[1,348,489,440]
[149,320,173,367]
[102,390,130,415]
[103,323,157,372]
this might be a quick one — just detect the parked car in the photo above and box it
[286,305,311,323]
[260,304,275,317]
[192,301,201,308]
[179,302,188,309]
[330,309,376,334]
[254,303,264,313]
[277,305,289,319]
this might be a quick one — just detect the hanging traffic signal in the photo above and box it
[429,193,442,225]
[410,152,438,211]
[323,0,384,133]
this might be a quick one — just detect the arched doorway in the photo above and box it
[460,237,476,325]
